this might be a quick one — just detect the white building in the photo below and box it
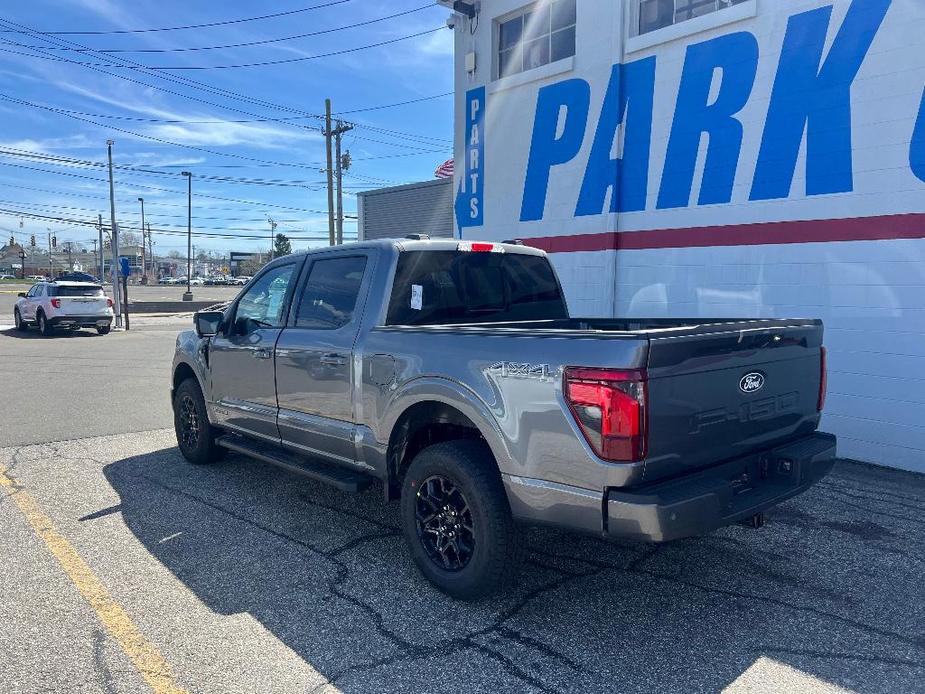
[448,0,925,471]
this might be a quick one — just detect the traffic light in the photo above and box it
[51,235,57,249]
[30,234,36,247]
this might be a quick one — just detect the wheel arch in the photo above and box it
[381,379,512,501]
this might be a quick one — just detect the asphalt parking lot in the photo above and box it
[1,321,924,693]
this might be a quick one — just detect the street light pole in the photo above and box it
[137,197,146,283]
[181,171,192,301]
[107,139,122,328]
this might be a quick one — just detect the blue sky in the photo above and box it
[0,0,454,257]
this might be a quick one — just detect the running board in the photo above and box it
[215,434,373,493]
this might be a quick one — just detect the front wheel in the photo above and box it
[14,309,27,332]
[97,324,111,335]
[173,378,224,465]
[400,440,522,600]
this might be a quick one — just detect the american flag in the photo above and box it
[434,158,454,179]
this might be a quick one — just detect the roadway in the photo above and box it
[0,282,241,318]
[0,318,923,693]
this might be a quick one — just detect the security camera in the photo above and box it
[446,15,457,29]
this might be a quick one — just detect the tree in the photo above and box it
[274,232,292,257]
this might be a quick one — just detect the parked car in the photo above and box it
[56,271,100,284]
[14,280,114,335]
[28,275,46,282]
[171,238,834,599]
[228,275,250,286]
[0,273,15,280]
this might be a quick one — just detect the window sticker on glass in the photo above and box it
[411,284,423,310]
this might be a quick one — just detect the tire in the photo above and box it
[37,311,52,337]
[173,378,225,465]
[14,309,27,332]
[400,440,522,600]
[97,324,111,335]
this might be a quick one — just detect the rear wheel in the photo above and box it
[13,309,27,332]
[37,312,52,337]
[400,440,522,600]
[173,378,224,465]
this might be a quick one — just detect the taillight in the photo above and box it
[818,346,827,412]
[563,367,647,462]
[50,298,61,308]
[107,297,114,308]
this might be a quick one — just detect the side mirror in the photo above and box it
[195,311,224,338]
[17,292,26,298]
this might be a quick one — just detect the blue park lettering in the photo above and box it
[520,79,590,222]
[519,0,906,222]
[657,32,759,209]
[912,87,925,183]
[750,0,891,200]
[575,57,655,217]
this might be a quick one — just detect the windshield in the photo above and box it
[386,251,567,326]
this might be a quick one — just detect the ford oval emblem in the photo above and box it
[740,372,765,393]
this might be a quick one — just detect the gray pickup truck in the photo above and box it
[171,238,835,599]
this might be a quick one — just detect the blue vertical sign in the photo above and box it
[455,86,485,238]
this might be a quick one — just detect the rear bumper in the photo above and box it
[47,314,112,328]
[605,433,836,541]
[503,433,836,541]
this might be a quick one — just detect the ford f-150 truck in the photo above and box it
[171,238,835,599]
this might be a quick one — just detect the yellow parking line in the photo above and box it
[0,467,188,694]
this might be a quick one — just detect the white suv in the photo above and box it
[14,281,114,336]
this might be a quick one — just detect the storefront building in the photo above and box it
[449,0,925,470]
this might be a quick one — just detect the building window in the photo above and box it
[638,0,748,35]
[497,0,576,79]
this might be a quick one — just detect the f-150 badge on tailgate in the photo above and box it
[739,372,766,393]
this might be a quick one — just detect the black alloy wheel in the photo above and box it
[177,393,201,451]
[415,475,476,571]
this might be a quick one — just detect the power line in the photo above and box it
[148,27,446,71]
[335,91,453,115]
[2,0,354,36]
[1,207,357,241]
[1,25,446,71]
[23,5,432,53]
[0,20,449,147]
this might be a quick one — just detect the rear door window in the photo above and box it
[295,256,368,330]
[386,251,567,326]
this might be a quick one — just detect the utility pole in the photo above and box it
[97,214,103,279]
[324,98,336,246]
[137,197,146,283]
[268,218,277,259]
[47,231,52,278]
[107,139,122,328]
[64,241,74,270]
[333,120,354,246]
[147,222,152,280]
[181,171,193,301]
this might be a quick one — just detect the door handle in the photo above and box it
[253,347,272,360]
[320,353,347,366]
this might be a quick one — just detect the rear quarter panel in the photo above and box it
[359,327,649,490]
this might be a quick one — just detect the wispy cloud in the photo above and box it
[0,134,96,152]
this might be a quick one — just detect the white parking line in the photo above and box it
[0,324,15,331]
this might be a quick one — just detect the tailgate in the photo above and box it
[643,320,824,483]
[59,296,109,315]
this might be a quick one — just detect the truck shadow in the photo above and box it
[102,448,925,693]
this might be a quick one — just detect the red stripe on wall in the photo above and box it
[521,213,925,253]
